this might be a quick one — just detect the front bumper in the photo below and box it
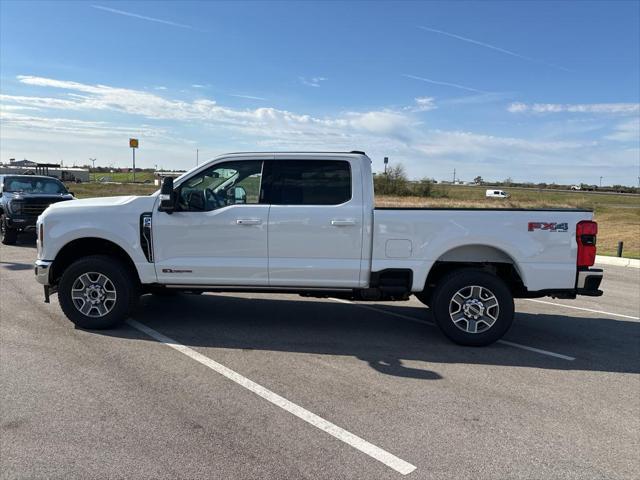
[7,216,38,230]
[576,267,603,296]
[34,259,53,286]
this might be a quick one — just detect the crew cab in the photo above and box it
[34,152,603,346]
[0,175,74,245]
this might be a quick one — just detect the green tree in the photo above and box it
[374,164,410,196]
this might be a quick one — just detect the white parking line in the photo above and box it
[496,340,575,361]
[329,299,575,361]
[127,319,417,476]
[524,299,640,320]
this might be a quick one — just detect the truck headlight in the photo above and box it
[8,200,23,214]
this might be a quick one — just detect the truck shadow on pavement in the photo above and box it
[99,293,640,380]
[0,261,33,271]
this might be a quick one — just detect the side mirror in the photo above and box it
[158,177,175,213]
[68,191,75,197]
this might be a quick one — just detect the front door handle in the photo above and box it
[236,218,262,225]
[331,219,356,226]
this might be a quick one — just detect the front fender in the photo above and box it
[38,195,158,284]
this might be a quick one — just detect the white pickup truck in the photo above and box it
[35,151,603,346]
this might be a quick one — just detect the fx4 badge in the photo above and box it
[162,268,193,273]
[528,222,569,232]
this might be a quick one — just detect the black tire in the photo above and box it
[1,215,17,245]
[58,255,139,329]
[431,269,514,346]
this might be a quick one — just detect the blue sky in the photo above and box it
[1,1,639,184]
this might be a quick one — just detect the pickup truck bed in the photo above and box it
[373,207,594,292]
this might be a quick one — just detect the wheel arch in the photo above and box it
[50,237,140,286]
[418,244,527,304]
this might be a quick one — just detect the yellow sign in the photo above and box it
[129,138,139,148]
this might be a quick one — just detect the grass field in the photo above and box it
[91,171,156,183]
[378,185,640,259]
[67,182,158,198]
[65,182,640,258]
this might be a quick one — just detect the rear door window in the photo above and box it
[268,160,351,205]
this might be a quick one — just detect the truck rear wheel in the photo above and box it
[58,255,138,329]
[1,215,17,245]
[431,269,514,346]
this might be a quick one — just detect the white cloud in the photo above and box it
[0,104,42,112]
[507,102,528,113]
[1,75,638,184]
[508,102,640,114]
[191,84,209,89]
[410,97,436,112]
[153,86,167,91]
[416,130,592,157]
[0,111,167,138]
[4,76,414,137]
[605,118,640,142]
[443,92,514,106]
[299,76,327,88]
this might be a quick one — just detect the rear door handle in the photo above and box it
[236,218,262,225]
[331,219,356,226]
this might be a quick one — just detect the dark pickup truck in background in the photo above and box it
[0,175,74,245]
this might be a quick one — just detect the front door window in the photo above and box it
[177,160,263,212]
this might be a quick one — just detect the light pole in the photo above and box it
[196,149,199,167]
[599,176,603,188]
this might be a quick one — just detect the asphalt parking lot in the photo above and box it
[1,235,639,479]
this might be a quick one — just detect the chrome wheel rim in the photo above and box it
[449,285,499,334]
[71,272,117,318]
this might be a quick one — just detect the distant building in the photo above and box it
[0,162,90,182]
[9,159,37,167]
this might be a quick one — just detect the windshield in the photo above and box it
[3,177,68,194]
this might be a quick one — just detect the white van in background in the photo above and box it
[485,189,509,199]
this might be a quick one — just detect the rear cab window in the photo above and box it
[266,160,351,205]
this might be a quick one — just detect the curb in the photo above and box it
[595,255,640,268]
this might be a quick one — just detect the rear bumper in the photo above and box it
[519,267,604,299]
[576,267,603,296]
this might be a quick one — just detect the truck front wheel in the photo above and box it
[431,269,514,346]
[58,255,139,329]
[1,215,17,245]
